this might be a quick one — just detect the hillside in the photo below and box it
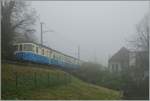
[2,62,121,100]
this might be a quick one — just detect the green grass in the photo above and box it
[2,63,121,100]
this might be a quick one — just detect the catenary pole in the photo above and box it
[40,22,44,45]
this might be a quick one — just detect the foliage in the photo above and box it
[70,62,124,91]
[71,59,149,100]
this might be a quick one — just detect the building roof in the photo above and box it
[109,47,129,62]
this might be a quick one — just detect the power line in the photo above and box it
[40,22,82,61]
[40,22,54,46]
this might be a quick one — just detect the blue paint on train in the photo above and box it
[15,52,50,64]
[15,51,79,68]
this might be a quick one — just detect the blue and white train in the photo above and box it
[13,42,81,68]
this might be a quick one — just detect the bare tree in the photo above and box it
[130,13,149,52]
[1,0,38,60]
[123,13,149,99]
[132,13,149,79]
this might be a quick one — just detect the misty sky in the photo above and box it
[30,1,149,66]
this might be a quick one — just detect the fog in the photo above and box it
[30,1,149,66]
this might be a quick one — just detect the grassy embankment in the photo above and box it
[2,63,121,100]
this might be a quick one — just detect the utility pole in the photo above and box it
[40,22,44,45]
[40,22,54,46]
[78,45,80,64]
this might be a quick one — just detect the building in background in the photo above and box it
[108,47,149,79]
[108,47,129,72]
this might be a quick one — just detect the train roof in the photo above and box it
[15,41,80,60]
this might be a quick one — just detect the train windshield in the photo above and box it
[23,44,34,52]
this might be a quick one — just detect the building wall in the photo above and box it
[129,52,136,67]
[109,61,121,72]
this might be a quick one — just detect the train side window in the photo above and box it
[42,49,44,55]
[55,55,57,60]
[36,47,38,53]
[62,56,64,62]
[47,50,49,56]
[64,56,66,62]
[20,44,23,51]
[49,52,51,57]
[23,44,33,52]
[56,55,57,60]
[45,49,48,56]
[53,54,55,59]
[60,56,62,61]
[44,49,47,56]
[59,56,60,61]
[49,51,51,57]
[59,56,60,60]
